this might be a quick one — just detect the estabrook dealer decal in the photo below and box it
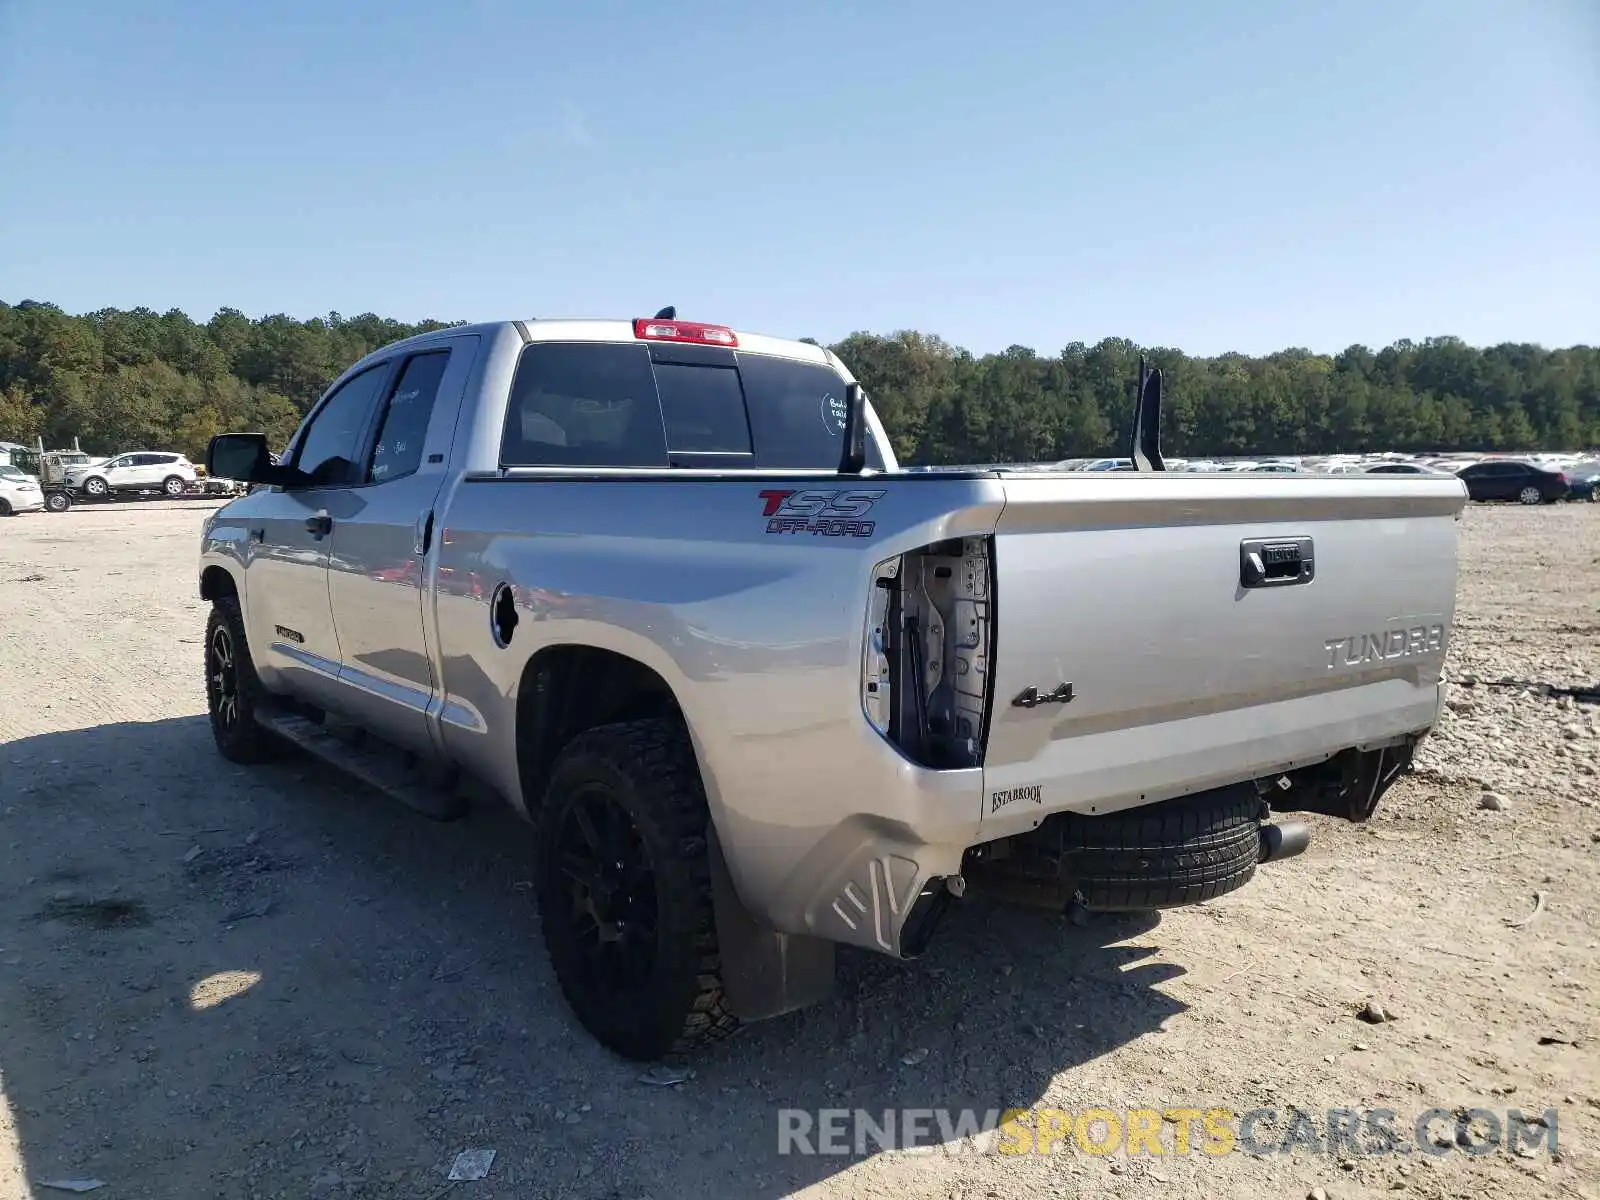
[759,489,885,538]
[990,784,1043,814]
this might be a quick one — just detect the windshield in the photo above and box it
[0,465,30,481]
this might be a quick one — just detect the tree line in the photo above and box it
[2,299,1596,465]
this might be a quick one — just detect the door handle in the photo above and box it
[306,513,333,539]
[1240,536,1314,588]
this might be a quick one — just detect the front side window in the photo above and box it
[368,351,450,484]
[294,364,390,486]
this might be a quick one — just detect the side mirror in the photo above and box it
[839,383,868,474]
[206,433,275,484]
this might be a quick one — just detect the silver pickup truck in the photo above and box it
[199,314,1465,1060]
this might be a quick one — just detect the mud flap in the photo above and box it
[707,827,836,1022]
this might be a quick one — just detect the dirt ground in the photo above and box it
[1,499,1596,1200]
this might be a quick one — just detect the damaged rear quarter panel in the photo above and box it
[431,473,1006,927]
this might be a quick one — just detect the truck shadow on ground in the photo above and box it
[0,717,1189,1199]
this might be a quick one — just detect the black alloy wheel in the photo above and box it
[552,784,660,993]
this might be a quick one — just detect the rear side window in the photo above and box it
[502,343,667,467]
[738,352,885,470]
[368,351,450,484]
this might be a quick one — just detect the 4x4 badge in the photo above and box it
[1012,683,1073,708]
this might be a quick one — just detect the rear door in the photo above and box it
[1478,463,1522,500]
[131,454,166,488]
[325,338,477,757]
[980,473,1465,824]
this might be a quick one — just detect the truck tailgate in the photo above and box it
[980,474,1466,825]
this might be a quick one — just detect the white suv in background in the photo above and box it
[0,464,45,515]
[63,451,198,499]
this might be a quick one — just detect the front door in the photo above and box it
[242,361,394,712]
[325,340,476,757]
[100,456,138,491]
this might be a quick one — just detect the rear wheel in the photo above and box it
[1518,485,1543,505]
[535,718,737,1060]
[206,598,277,763]
[163,475,186,496]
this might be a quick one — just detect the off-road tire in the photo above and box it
[163,475,186,496]
[205,597,278,764]
[1057,788,1263,911]
[535,718,737,1061]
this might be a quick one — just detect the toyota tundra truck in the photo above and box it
[197,313,1465,1060]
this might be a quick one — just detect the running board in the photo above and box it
[254,709,467,821]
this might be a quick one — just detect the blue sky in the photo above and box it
[1,0,1596,356]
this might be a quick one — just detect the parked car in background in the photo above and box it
[1565,464,1600,502]
[1364,462,1448,475]
[61,451,198,499]
[0,464,45,515]
[1455,460,1569,504]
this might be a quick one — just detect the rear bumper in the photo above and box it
[980,676,1444,837]
[733,683,1441,960]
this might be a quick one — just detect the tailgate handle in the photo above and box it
[1240,536,1314,588]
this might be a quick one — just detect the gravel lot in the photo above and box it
[1,499,1596,1200]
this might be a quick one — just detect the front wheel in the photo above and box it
[163,475,186,497]
[0,498,11,517]
[535,718,737,1060]
[82,476,108,498]
[1518,486,1543,506]
[44,490,71,513]
[205,597,277,763]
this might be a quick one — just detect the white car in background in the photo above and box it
[61,451,198,499]
[0,464,45,515]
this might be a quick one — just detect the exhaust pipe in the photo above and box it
[1259,819,1310,864]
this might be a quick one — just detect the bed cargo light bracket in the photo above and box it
[839,382,868,474]
[1130,355,1166,472]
